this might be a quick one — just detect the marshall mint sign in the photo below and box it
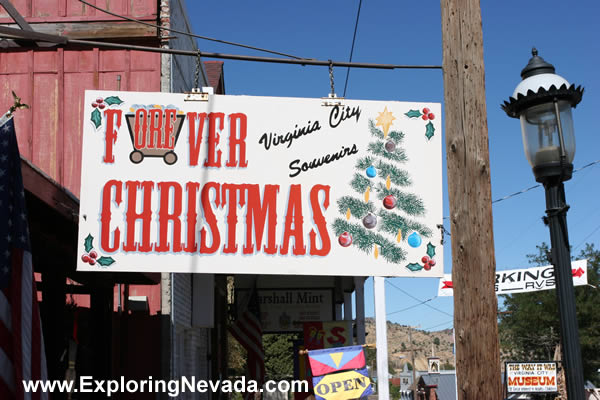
[77,91,443,276]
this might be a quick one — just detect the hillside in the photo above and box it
[365,318,455,372]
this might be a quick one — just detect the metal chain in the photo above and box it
[194,50,201,89]
[329,60,335,97]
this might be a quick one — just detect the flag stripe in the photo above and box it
[0,116,48,400]
[0,347,15,393]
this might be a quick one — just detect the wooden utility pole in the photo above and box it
[440,0,503,399]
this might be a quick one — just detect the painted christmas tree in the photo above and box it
[332,107,436,271]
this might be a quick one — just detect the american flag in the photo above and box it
[229,288,264,400]
[0,115,48,400]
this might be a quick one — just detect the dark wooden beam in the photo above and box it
[0,0,33,31]
[1,21,156,39]
[21,157,79,223]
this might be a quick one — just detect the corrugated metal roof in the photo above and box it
[420,373,457,400]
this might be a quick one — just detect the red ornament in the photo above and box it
[429,258,436,266]
[422,107,430,115]
[89,250,98,259]
[91,103,98,108]
[89,258,96,265]
[96,97,104,103]
[98,103,106,110]
[421,256,430,264]
[422,114,429,121]
[81,254,90,263]
[383,195,397,209]
[428,113,435,120]
[338,232,353,247]
[423,263,431,271]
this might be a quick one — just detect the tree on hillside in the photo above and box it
[498,243,600,385]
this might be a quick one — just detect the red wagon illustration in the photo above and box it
[125,108,186,165]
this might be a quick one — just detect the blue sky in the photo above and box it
[187,1,600,331]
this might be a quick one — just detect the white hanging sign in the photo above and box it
[77,91,443,276]
[438,259,588,296]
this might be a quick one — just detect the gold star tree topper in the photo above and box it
[375,107,395,138]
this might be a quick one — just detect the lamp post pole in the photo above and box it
[544,179,585,400]
[503,49,586,400]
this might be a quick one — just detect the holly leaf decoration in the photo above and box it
[427,242,436,258]
[104,96,123,106]
[425,121,435,140]
[405,109,422,118]
[91,108,102,129]
[96,256,115,267]
[406,262,423,272]
[84,234,94,253]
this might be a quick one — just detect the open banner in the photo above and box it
[308,345,366,377]
[312,368,373,400]
[77,91,443,276]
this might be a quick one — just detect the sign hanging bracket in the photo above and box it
[322,60,344,107]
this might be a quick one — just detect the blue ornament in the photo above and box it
[366,166,377,178]
[407,232,422,248]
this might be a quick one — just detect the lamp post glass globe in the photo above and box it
[520,100,575,167]
[502,48,583,182]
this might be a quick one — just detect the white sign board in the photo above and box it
[506,362,558,393]
[77,91,443,276]
[236,289,333,333]
[438,259,587,296]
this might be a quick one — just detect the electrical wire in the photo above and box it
[573,223,600,252]
[77,0,310,60]
[386,280,453,318]
[343,0,363,97]
[423,320,453,331]
[387,296,437,316]
[442,158,600,219]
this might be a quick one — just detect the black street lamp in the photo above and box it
[502,48,585,400]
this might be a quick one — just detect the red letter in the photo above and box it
[163,109,177,149]
[148,109,163,149]
[184,182,200,252]
[133,108,147,150]
[221,184,240,254]
[309,185,331,256]
[204,112,223,167]
[280,185,306,255]
[243,184,279,254]
[100,180,122,252]
[188,112,206,166]
[156,182,183,252]
[200,182,221,253]
[123,181,154,252]
[103,109,122,163]
[226,113,248,168]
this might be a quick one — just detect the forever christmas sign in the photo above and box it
[77,91,443,276]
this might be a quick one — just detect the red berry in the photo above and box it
[338,232,353,247]
[81,254,90,263]
[89,258,96,265]
[428,113,435,120]
[424,263,431,271]
[422,108,430,115]
[96,97,103,104]
[422,114,429,121]
[92,103,98,108]
[421,256,430,264]
[98,103,106,110]
[89,250,98,259]
[429,258,436,266]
